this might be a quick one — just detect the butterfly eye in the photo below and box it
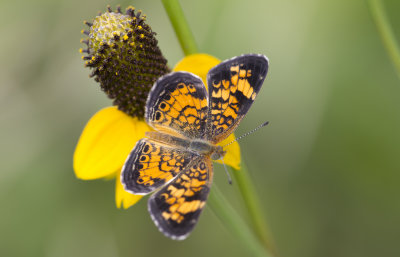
[210,152,221,160]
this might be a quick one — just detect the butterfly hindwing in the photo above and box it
[145,72,209,140]
[206,54,269,143]
[121,138,196,195]
[148,157,213,240]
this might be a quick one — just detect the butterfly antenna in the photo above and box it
[221,158,233,185]
[223,120,270,148]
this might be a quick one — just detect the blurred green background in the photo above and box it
[1,0,400,256]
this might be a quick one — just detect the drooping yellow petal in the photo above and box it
[73,106,151,180]
[217,134,241,170]
[115,170,143,209]
[173,53,221,84]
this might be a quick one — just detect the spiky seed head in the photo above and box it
[80,6,170,117]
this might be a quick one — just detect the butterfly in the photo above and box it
[121,54,269,240]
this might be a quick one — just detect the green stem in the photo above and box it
[368,0,400,79]
[231,164,278,255]
[162,1,275,256]
[209,185,273,257]
[161,0,199,55]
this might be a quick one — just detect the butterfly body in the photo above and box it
[121,54,269,240]
[145,131,225,159]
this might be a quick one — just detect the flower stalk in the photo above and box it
[208,186,273,257]
[231,164,277,255]
[368,0,400,80]
[161,0,199,55]
[162,0,277,256]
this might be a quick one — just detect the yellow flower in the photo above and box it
[73,54,241,209]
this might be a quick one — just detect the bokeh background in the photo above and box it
[1,0,400,256]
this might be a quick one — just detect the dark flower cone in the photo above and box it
[80,5,170,117]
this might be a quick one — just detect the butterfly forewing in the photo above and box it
[206,54,269,143]
[145,72,209,140]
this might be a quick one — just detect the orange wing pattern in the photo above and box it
[122,54,269,240]
[145,72,209,139]
[121,138,196,195]
[148,157,212,240]
[206,54,269,143]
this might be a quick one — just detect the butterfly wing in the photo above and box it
[206,54,269,143]
[145,72,209,140]
[121,138,196,195]
[148,156,213,240]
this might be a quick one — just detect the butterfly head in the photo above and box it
[210,145,226,161]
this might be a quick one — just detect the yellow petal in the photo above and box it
[216,133,241,170]
[115,170,143,209]
[73,106,151,180]
[173,53,221,85]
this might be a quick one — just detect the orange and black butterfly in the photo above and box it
[121,54,269,239]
